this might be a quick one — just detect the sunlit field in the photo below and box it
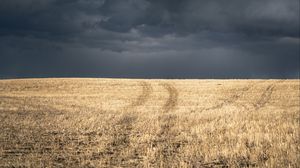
[0,78,299,167]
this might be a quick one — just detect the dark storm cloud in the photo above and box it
[0,0,299,78]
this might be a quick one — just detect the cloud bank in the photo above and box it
[0,0,299,78]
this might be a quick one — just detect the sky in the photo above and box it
[0,0,299,79]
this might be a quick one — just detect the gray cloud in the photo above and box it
[0,0,299,78]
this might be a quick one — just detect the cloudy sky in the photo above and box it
[0,0,299,78]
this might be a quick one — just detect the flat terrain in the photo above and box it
[0,79,299,167]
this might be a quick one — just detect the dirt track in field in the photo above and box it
[100,81,153,167]
[200,80,280,113]
[254,82,278,110]
[127,81,153,109]
[105,82,181,167]
[161,83,178,113]
[150,83,184,167]
[202,83,255,113]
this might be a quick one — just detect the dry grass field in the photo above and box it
[0,78,299,167]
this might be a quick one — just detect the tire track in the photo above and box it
[126,81,153,109]
[253,80,285,111]
[201,83,255,113]
[158,83,179,146]
[100,114,137,166]
[151,83,184,167]
[100,81,152,167]
[161,83,178,113]
[230,80,284,112]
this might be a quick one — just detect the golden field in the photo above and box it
[0,78,299,167]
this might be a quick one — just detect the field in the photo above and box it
[0,78,299,167]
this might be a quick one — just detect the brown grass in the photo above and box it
[0,78,299,167]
